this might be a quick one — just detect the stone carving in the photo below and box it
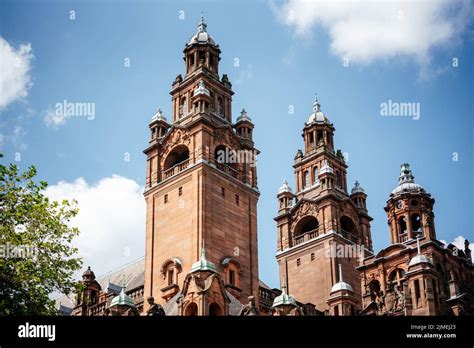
[240,295,259,316]
[146,296,166,316]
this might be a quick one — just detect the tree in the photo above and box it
[0,153,82,315]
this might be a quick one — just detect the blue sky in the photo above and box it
[1,0,473,288]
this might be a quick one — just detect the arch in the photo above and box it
[388,268,406,290]
[411,213,422,234]
[217,96,224,116]
[313,167,319,184]
[164,145,189,171]
[336,171,343,188]
[368,280,381,302]
[303,170,310,188]
[184,302,198,316]
[179,97,187,118]
[209,302,223,316]
[294,216,319,237]
[398,216,408,241]
[340,216,358,237]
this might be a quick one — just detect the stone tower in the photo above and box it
[143,16,260,314]
[385,163,436,244]
[275,97,373,312]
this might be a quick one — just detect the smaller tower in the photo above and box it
[149,108,170,141]
[385,163,436,244]
[73,266,101,316]
[234,109,254,141]
[277,180,293,213]
[327,264,358,316]
[405,237,438,315]
[351,181,373,252]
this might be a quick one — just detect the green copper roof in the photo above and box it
[190,243,217,273]
[272,286,297,308]
[110,285,136,308]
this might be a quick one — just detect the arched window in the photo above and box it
[313,167,319,185]
[217,97,223,116]
[222,258,241,288]
[184,302,198,316]
[398,216,408,242]
[179,97,187,118]
[209,303,222,316]
[294,216,319,238]
[336,171,343,188]
[160,257,182,287]
[303,170,310,188]
[163,145,190,172]
[411,213,422,235]
[368,280,381,302]
[388,268,406,290]
[340,216,358,241]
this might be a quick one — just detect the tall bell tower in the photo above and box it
[275,97,373,313]
[143,16,260,314]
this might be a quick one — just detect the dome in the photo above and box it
[278,180,292,194]
[151,108,167,123]
[236,109,252,122]
[351,181,365,194]
[408,254,433,267]
[307,96,329,124]
[391,163,425,195]
[82,266,95,278]
[188,15,216,46]
[330,281,354,293]
[272,287,297,308]
[408,237,433,268]
[330,264,354,294]
[391,182,424,195]
[109,286,136,308]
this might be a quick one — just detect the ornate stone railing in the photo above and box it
[294,228,320,246]
[162,159,190,180]
[216,162,240,181]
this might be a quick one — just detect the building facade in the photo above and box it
[274,98,373,313]
[61,17,473,317]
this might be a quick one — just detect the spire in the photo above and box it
[312,93,321,113]
[190,238,217,273]
[398,163,415,185]
[198,12,207,33]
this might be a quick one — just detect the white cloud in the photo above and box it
[44,108,68,128]
[44,175,146,278]
[273,0,473,65]
[0,37,34,110]
[449,235,474,253]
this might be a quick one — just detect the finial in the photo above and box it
[416,235,421,255]
[398,163,415,185]
[313,93,320,112]
[338,263,343,282]
[200,238,206,260]
[198,12,207,33]
[281,275,287,293]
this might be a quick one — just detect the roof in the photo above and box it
[54,257,145,310]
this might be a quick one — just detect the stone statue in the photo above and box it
[240,295,260,316]
[146,296,166,316]
[393,285,406,311]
